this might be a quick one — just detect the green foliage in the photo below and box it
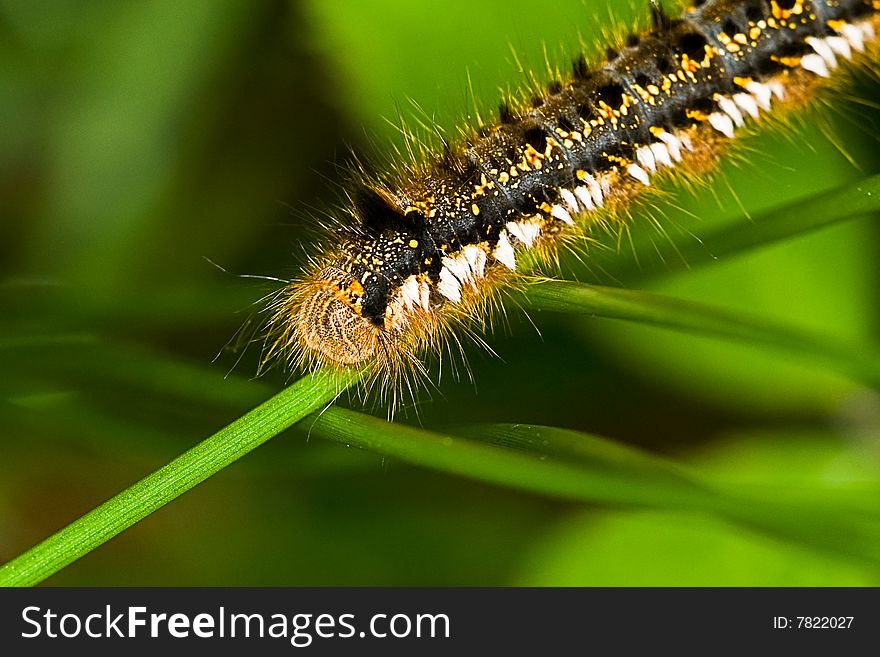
[1,0,878,586]
[0,369,359,586]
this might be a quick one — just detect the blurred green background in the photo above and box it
[1,0,879,585]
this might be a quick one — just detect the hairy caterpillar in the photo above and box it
[264,0,880,400]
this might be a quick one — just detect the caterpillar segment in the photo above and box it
[265,0,880,390]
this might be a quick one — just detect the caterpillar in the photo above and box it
[263,0,880,401]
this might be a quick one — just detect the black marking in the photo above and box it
[653,41,677,74]
[522,125,549,150]
[354,186,410,236]
[439,146,482,185]
[499,101,516,124]
[596,82,626,107]
[721,17,740,36]
[557,114,576,132]
[744,1,764,22]
[572,53,590,79]
[577,100,596,121]
[678,31,708,59]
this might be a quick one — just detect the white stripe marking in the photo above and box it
[418,279,431,311]
[438,267,462,302]
[800,53,830,78]
[744,81,772,110]
[649,142,673,168]
[580,172,604,207]
[679,132,694,152]
[400,277,420,310]
[462,244,486,280]
[574,186,594,211]
[806,36,838,69]
[559,188,578,214]
[716,95,744,127]
[505,220,541,247]
[627,163,650,186]
[840,23,865,52]
[708,112,735,139]
[655,130,683,162]
[636,145,657,173]
[492,231,516,270]
[733,93,759,119]
[825,36,852,61]
[768,81,785,100]
[550,204,574,225]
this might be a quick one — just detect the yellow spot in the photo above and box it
[409,239,419,249]
[523,143,545,168]
[773,55,801,68]
[471,203,480,215]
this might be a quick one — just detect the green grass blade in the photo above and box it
[524,280,880,389]
[463,423,880,564]
[0,368,360,587]
[310,412,880,564]
[309,407,712,508]
[597,172,880,282]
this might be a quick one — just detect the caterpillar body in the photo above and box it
[265,0,880,398]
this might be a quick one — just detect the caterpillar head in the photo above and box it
[272,267,379,368]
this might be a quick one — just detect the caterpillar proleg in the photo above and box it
[264,0,880,401]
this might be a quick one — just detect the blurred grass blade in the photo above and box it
[1,335,272,410]
[600,172,880,282]
[462,423,880,564]
[310,411,880,564]
[310,407,712,508]
[525,280,880,389]
[0,368,360,587]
